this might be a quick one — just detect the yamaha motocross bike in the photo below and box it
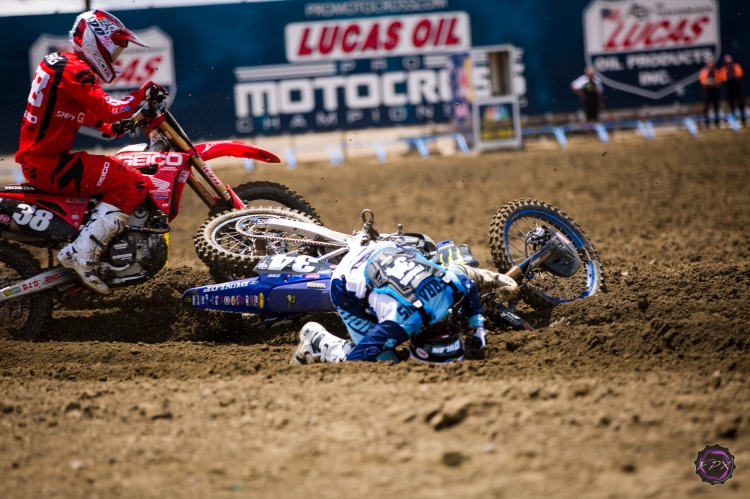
[0,95,318,340]
[183,200,602,332]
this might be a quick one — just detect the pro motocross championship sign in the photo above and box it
[583,0,720,99]
[233,10,471,135]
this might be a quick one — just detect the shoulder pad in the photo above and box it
[43,53,67,68]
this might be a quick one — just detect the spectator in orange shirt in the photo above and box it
[722,55,745,126]
[699,58,723,128]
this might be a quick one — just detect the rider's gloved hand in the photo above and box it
[100,119,134,139]
[140,81,169,102]
[494,274,520,301]
[469,326,487,351]
[111,119,135,137]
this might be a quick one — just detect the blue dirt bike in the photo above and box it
[182,200,602,330]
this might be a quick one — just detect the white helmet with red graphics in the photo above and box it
[69,10,148,83]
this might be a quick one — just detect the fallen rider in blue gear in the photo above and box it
[290,236,519,365]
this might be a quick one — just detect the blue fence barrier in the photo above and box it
[240,132,471,170]
[0,114,742,178]
[0,168,24,182]
[522,114,741,147]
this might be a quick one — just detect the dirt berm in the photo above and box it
[1,131,748,498]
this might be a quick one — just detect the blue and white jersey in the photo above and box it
[331,242,469,341]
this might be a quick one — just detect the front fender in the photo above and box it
[194,141,280,163]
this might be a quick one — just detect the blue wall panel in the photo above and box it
[0,0,746,153]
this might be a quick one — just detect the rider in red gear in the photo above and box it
[15,10,166,295]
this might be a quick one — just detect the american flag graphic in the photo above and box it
[601,8,620,21]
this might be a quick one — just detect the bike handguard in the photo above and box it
[537,230,580,277]
[508,228,581,282]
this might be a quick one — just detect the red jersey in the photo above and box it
[15,51,146,164]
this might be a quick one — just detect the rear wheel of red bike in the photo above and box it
[208,181,321,223]
[0,241,52,341]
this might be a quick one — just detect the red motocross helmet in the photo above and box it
[69,10,148,83]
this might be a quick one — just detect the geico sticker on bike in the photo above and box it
[120,152,186,167]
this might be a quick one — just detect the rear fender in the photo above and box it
[0,189,84,240]
[194,141,280,163]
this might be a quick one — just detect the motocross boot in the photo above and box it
[451,264,520,301]
[290,322,354,365]
[58,202,129,295]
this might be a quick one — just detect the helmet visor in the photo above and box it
[111,28,148,48]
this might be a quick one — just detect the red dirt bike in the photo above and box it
[0,97,318,340]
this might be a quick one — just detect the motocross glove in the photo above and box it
[112,119,135,137]
[100,119,134,139]
[142,82,169,103]
[469,326,487,351]
[454,265,520,302]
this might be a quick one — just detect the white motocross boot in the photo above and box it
[57,202,129,295]
[290,322,354,365]
[451,264,520,301]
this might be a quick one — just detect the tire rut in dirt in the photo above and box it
[41,267,235,343]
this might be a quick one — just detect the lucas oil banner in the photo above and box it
[584,0,721,99]
[234,10,471,134]
[0,0,746,153]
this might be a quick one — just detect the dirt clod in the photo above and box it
[442,451,468,467]
[431,397,473,430]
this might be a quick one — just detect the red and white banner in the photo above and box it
[584,0,718,55]
[285,11,471,62]
[583,0,720,99]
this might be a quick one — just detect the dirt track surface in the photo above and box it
[1,131,749,498]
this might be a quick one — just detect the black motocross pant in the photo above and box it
[703,87,720,127]
[726,81,746,125]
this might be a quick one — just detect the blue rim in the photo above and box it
[504,208,598,304]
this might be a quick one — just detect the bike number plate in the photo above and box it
[254,253,334,275]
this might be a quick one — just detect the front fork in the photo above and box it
[146,111,244,211]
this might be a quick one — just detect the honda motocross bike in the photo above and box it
[183,200,602,332]
[0,96,318,340]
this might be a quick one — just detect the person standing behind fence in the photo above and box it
[570,67,604,122]
[721,55,746,126]
[699,58,723,128]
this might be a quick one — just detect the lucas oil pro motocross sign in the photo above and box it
[233,11,471,135]
[583,0,720,99]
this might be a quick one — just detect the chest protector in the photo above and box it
[364,248,463,325]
